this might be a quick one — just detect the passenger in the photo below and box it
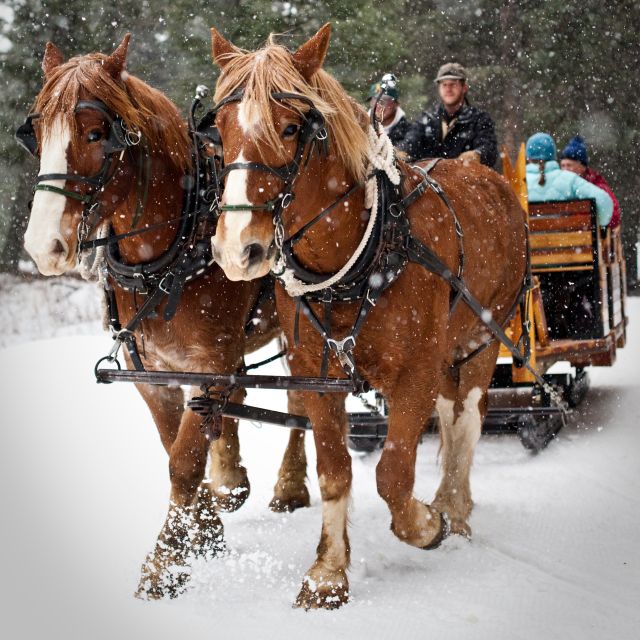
[398,62,498,167]
[560,136,621,227]
[525,133,613,227]
[368,73,409,147]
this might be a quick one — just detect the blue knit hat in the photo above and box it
[526,133,557,162]
[560,136,588,166]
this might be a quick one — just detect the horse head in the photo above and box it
[21,35,190,275]
[209,24,370,282]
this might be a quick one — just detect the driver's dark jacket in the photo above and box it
[398,103,498,168]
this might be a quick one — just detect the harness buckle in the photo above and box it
[76,202,100,253]
[158,272,174,294]
[123,123,142,147]
[316,128,328,141]
[388,202,404,218]
[281,192,294,209]
[326,335,356,374]
[106,328,132,360]
[274,219,285,250]
[209,193,220,214]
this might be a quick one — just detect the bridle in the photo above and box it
[208,89,331,220]
[16,99,142,255]
[208,89,376,279]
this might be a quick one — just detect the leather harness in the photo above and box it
[209,89,536,394]
[17,90,272,373]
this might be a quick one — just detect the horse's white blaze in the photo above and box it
[238,99,259,134]
[222,150,253,238]
[212,124,255,278]
[24,116,71,275]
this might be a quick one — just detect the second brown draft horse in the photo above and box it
[209,24,528,608]
[21,35,310,598]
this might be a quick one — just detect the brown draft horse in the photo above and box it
[209,24,528,608]
[22,35,310,598]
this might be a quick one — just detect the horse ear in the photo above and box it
[211,27,240,69]
[292,23,332,80]
[103,33,130,79]
[42,42,65,78]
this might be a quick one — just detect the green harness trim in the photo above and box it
[219,199,278,212]
[34,183,93,204]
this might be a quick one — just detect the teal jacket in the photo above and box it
[526,161,613,226]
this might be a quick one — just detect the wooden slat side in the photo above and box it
[532,265,593,273]
[530,231,592,249]
[531,249,593,266]
[529,213,592,232]
[529,200,593,215]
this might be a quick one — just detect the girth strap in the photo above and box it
[405,235,533,373]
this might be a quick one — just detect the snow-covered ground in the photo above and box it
[0,274,102,348]
[0,293,638,640]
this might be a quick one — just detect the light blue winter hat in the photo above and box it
[526,133,557,162]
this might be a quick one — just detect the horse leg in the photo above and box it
[432,344,498,538]
[136,409,224,599]
[294,392,351,610]
[204,386,250,512]
[269,390,309,512]
[134,382,183,453]
[376,372,448,549]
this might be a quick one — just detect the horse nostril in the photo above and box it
[244,243,264,265]
[50,239,66,256]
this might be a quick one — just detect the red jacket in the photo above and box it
[583,167,621,227]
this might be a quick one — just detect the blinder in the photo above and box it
[16,100,130,163]
[16,113,40,156]
[74,100,130,156]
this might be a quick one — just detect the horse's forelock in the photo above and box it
[214,41,369,181]
[34,53,190,173]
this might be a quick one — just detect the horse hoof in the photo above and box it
[193,489,227,558]
[421,512,449,550]
[293,575,349,610]
[268,489,310,513]
[210,477,250,512]
[135,563,191,600]
[192,520,226,559]
[448,519,472,539]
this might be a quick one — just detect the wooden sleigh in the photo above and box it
[490,145,628,449]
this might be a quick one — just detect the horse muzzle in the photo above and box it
[211,235,273,281]
[24,231,73,276]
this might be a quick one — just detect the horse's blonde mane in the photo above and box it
[214,37,369,182]
[35,53,191,173]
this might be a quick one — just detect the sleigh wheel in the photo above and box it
[348,435,383,453]
[517,414,564,452]
[566,369,590,408]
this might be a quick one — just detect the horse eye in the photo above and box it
[282,124,299,138]
[87,130,103,143]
